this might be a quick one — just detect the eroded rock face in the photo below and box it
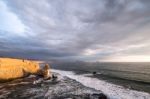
[36,64,52,80]
[0,58,40,81]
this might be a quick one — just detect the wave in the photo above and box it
[52,69,150,99]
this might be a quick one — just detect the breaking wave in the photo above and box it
[53,69,150,99]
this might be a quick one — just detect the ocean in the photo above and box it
[50,62,150,99]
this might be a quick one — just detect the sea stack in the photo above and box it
[0,58,40,81]
[43,64,52,79]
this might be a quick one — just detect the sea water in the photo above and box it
[51,62,150,99]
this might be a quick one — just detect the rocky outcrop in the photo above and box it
[42,64,52,79]
[0,72,107,99]
[0,58,40,81]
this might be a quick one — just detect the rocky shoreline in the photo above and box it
[0,72,107,99]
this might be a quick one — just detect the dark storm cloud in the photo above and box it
[1,0,150,61]
[0,30,76,60]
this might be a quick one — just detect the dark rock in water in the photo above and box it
[93,71,97,75]
[92,93,107,99]
[52,74,58,82]
[0,73,107,99]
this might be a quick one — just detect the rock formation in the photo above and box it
[43,64,52,79]
[0,72,107,99]
[0,58,40,81]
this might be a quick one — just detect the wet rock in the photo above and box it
[92,71,97,75]
[0,73,107,99]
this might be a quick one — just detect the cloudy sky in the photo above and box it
[0,0,150,62]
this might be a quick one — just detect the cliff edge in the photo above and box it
[0,58,40,81]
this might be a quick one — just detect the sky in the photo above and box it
[0,0,150,62]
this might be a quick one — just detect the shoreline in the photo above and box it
[0,72,106,99]
[53,69,150,99]
[67,69,150,93]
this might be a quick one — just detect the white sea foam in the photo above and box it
[53,69,150,99]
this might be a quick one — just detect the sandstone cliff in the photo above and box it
[0,58,40,81]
